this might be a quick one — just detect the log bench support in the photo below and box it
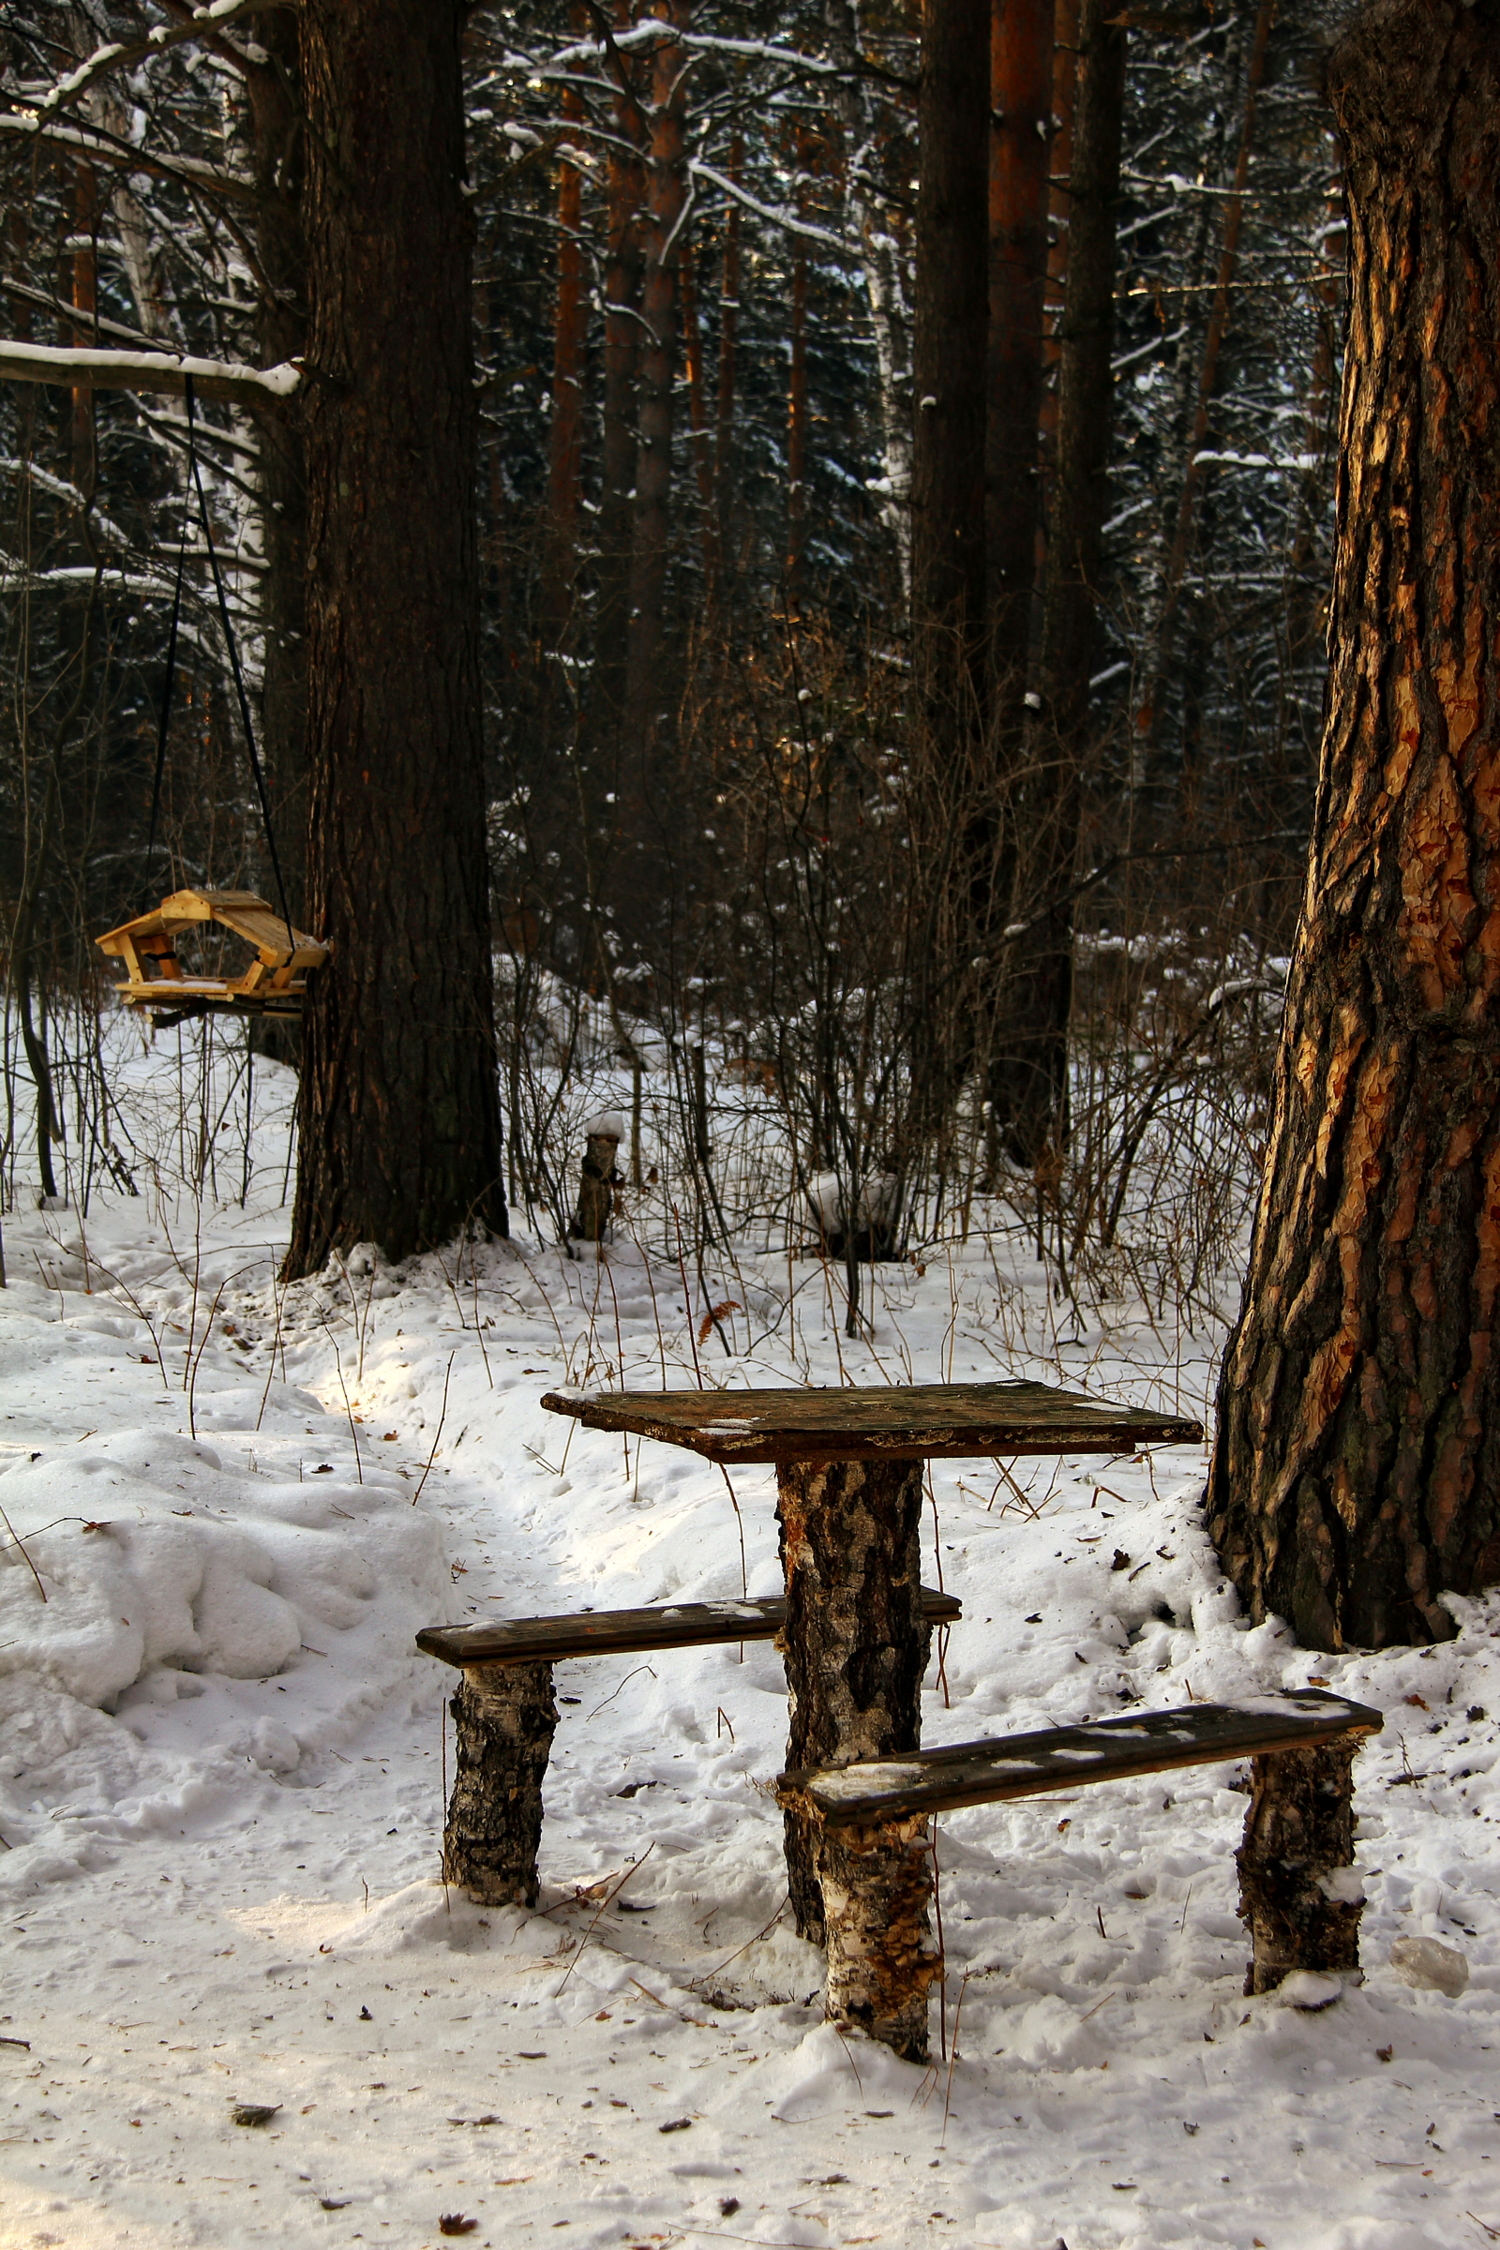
[1237,1731,1365,1995]
[420,1586,959,1913]
[780,1690,1382,2062]
[444,1660,558,1907]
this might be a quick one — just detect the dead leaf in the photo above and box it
[438,2217,479,2237]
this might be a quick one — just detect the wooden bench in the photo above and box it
[776,1689,1383,2060]
[418,1588,962,1909]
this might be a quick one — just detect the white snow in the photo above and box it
[3,1040,1500,2249]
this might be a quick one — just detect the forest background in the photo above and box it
[1,0,1341,1335]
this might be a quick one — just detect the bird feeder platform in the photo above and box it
[96,888,327,1023]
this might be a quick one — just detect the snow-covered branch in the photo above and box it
[0,340,300,411]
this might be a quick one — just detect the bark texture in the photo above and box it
[911,0,990,696]
[997,0,1125,1165]
[285,0,505,1276]
[806,1807,939,2062]
[775,1457,930,1945]
[1236,1736,1365,1994]
[986,0,1054,701]
[444,1663,559,1907]
[1208,0,1500,1649]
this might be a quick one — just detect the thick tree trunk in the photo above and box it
[1207,0,1500,1651]
[713,134,742,595]
[284,0,505,1276]
[912,0,992,1124]
[995,0,1125,1166]
[246,9,309,933]
[775,1457,931,1946]
[623,3,689,753]
[985,0,1054,710]
[540,66,587,654]
[589,18,645,752]
[911,0,989,701]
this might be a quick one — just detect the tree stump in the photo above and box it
[571,1118,623,1242]
[773,1797,940,2062]
[775,1456,930,1946]
[1236,1733,1365,1994]
[443,1661,558,1907]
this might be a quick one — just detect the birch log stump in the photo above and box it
[443,1661,558,1907]
[1237,1733,1365,1994]
[775,1456,931,1947]
[801,1805,940,2062]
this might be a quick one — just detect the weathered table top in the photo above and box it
[540,1379,1203,1464]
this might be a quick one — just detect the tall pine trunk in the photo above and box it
[284,0,505,1277]
[624,3,689,755]
[589,13,645,754]
[912,0,991,1132]
[996,0,1125,1167]
[1207,0,1500,1651]
[985,0,1054,710]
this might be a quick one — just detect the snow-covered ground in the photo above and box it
[4,1050,1500,2250]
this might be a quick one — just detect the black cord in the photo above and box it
[143,377,193,885]
[181,375,297,954]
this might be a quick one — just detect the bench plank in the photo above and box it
[540,1379,1203,1463]
[782,1691,1382,1827]
[418,1585,962,1670]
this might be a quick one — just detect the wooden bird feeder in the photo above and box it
[96,887,327,1023]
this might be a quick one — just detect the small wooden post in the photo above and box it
[775,1455,929,1946]
[630,1058,643,1188]
[570,1116,623,1242]
[1236,1732,1366,1993]
[443,1660,558,1907]
[792,1798,940,2061]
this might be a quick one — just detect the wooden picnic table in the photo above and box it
[543,1379,1203,1943]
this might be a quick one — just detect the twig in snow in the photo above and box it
[0,1505,47,1601]
[412,1353,455,1505]
[554,1843,656,1996]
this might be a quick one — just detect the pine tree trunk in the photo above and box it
[589,21,645,753]
[246,10,309,936]
[713,134,742,594]
[284,0,505,1277]
[911,0,989,690]
[997,0,1125,1167]
[624,4,689,753]
[912,0,992,1126]
[1207,0,1500,1651]
[540,66,587,653]
[985,0,1054,709]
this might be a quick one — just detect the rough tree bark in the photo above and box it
[284,0,505,1276]
[775,1457,931,1947]
[1208,0,1500,1651]
[540,56,588,653]
[985,0,1054,710]
[588,11,645,752]
[911,0,989,708]
[1236,1736,1366,1994]
[623,2,689,754]
[444,1663,559,1907]
[998,0,1125,1166]
[245,7,309,929]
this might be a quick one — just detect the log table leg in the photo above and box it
[443,1660,558,1907]
[1236,1731,1366,1994]
[800,1805,940,2062]
[775,1456,931,1948]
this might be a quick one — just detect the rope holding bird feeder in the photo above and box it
[96,372,326,1028]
